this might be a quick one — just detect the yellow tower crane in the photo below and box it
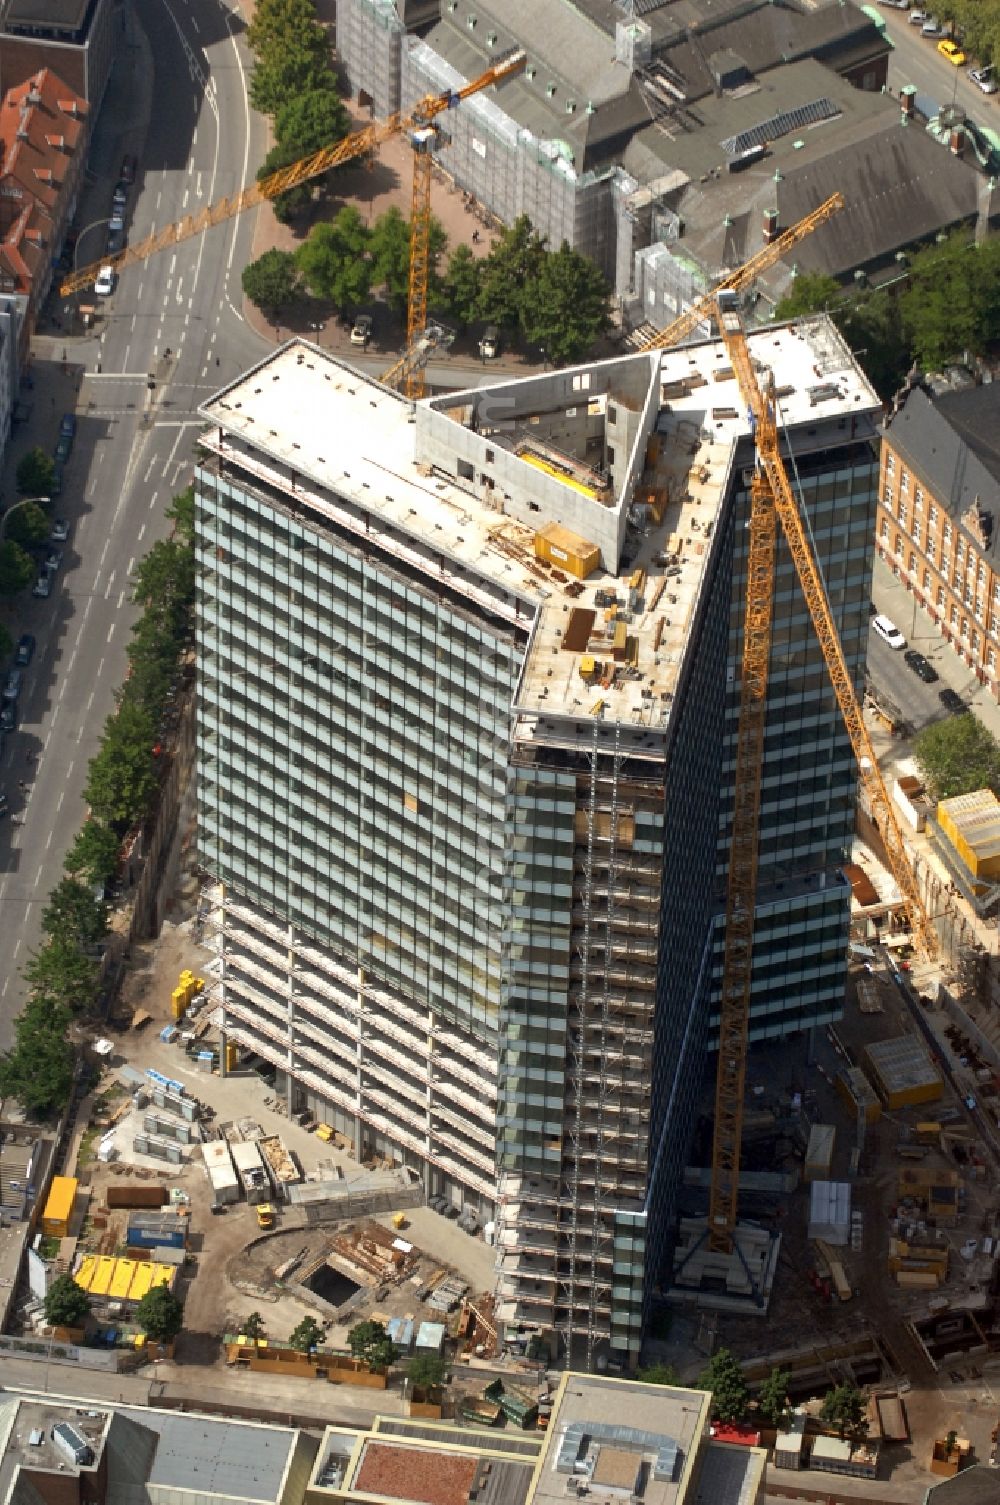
[640,203,938,1257]
[59,49,527,398]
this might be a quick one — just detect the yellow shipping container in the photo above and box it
[533,523,600,580]
[91,1257,117,1297]
[110,1259,136,1301]
[129,1262,155,1303]
[41,1176,78,1238]
[171,986,187,1020]
[74,1255,97,1293]
[937,790,1000,882]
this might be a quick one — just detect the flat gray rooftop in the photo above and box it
[4,0,91,30]
[119,1407,297,1502]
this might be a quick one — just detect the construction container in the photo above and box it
[126,1210,187,1251]
[612,620,628,662]
[842,862,879,907]
[415,1320,446,1354]
[804,1124,836,1182]
[532,522,600,580]
[259,1136,301,1199]
[231,1140,270,1204]
[865,1036,943,1110]
[774,1413,806,1470]
[201,1140,239,1204]
[386,1316,414,1353]
[484,1378,538,1429]
[937,789,1000,882]
[106,1184,168,1210]
[836,1066,881,1125]
[41,1176,78,1238]
[808,1181,851,1246]
[810,1436,878,1479]
[579,654,598,680]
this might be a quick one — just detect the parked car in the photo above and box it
[120,153,136,185]
[31,573,51,599]
[0,701,16,732]
[54,431,73,462]
[921,17,943,34]
[14,633,35,666]
[50,461,63,496]
[904,649,938,683]
[107,226,125,256]
[908,8,926,21]
[2,668,22,701]
[94,265,116,296]
[938,38,965,64]
[50,518,70,542]
[59,412,76,439]
[479,324,501,360]
[872,613,906,649]
[0,790,7,819]
[109,208,125,234]
[112,184,128,210]
[939,687,968,715]
[350,313,373,347]
[970,66,998,93]
[44,548,64,574]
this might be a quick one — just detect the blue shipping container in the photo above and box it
[127,1225,185,1250]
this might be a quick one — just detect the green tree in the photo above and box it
[899,234,1000,371]
[44,1273,91,1328]
[289,1315,325,1352]
[296,207,372,310]
[132,536,195,625]
[16,446,55,496]
[42,878,109,949]
[83,699,158,830]
[166,484,195,545]
[24,941,101,1015]
[835,289,910,401]
[915,713,1000,800]
[774,272,841,320]
[251,39,334,119]
[125,615,184,720]
[0,539,35,596]
[5,500,49,548]
[820,1382,865,1438]
[247,0,325,59]
[477,215,546,331]
[0,623,11,661]
[136,1281,184,1342]
[275,87,348,157]
[256,142,315,222]
[369,207,410,312]
[243,248,303,312]
[439,243,481,329]
[0,995,74,1116]
[242,1311,267,1342]
[64,821,120,889]
[347,1317,395,1369]
[636,1362,679,1385]
[519,240,611,364]
[407,1353,446,1391]
[696,1349,749,1424]
[757,1367,792,1428]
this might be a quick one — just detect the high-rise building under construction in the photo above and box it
[195,320,879,1366]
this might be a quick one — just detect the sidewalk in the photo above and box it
[871,555,1000,744]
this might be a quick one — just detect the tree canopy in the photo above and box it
[477,215,546,330]
[289,1315,324,1352]
[347,1318,395,1369]
[407,1353,446,1391]
[64,821,120,889]
[83,699,158,831]
[0,539,35,596]
[636,1362,680,1386]
[243,249,302,313]
[0,995,75,1116]
[696,1348,749,1424]
[16,446,55,496]
[519,239,611,364]
[5,499,49,548]
[296,207,373,309]
[137,1281,184,1342]
[820,1382,865,1438]
[439,244,480,329]
[756,1367,792,1429]
[915,713,1000,801]
[23,940,101,1015]
[44,1273,91,1328]
[42,877,109,949]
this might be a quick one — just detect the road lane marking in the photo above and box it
[56,791,64,812]
[222,1,252,321]
[182,188,189,210]
[144,457,157,483]
[138,522,146,541]
[45,832,53,851]
[127,556,135,576]
[108,620,117,640]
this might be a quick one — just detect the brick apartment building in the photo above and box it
[877,382,1000,694]
[0,65,87,353]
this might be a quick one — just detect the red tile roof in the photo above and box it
[354,1443,478,1505]
[0,66,86,219]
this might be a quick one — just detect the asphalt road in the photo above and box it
[0,0,269,1046]
[880,3,999,120]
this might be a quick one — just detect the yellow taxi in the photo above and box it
[937,39,966,65]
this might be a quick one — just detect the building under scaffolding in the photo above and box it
[194,317,878,1368]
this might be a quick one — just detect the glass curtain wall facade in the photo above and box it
[196,457,528,1206]
[712,436,879,1042]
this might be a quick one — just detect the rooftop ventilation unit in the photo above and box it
[52,1424,93,1469]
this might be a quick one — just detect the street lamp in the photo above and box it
[0,496,45,540]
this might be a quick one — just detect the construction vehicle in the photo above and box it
[639,201,937,1261]
[60,51,526,399]
[255,1202,275,1231]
